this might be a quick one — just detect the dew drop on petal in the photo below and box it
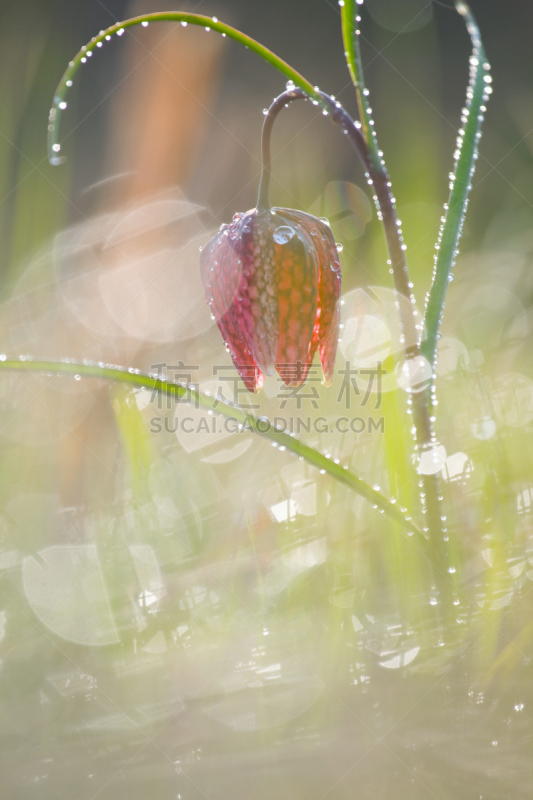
[273,226,295,244]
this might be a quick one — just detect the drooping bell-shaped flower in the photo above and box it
[200,207,341,392]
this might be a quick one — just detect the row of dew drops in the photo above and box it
[0,354,418,538]
[48,15,231,165]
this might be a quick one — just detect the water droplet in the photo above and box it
[336,243,343,253]
[417,444,447,476]
[396,356,432,393]
[273,226,295,244]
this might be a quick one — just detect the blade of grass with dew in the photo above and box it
[48,12,326,164]
[0,357,422,540]
[422,2,491,369]
[340,0,382,173]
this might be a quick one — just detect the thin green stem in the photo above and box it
[0,357,422,539]
[340,1,448,581]
[48,12,325,165]
[422,2,490,369]
[340,0,382,172]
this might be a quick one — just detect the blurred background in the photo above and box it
[0,0,533,797]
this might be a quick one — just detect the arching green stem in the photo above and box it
[422,2,490,369]
[340,0,382,173]
[0,357,422,540]
[48,12,325,165]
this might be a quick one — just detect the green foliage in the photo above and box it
[423,2,491,368]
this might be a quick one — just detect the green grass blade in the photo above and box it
[48,12,323,164]
[422,2,491,368]
[111,384,154,495]
[340,0,382,172]
[0,356,422,539]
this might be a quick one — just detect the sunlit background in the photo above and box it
[1,0,533,797]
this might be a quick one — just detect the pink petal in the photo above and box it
[200,212,263,392]
[271,210,319,386]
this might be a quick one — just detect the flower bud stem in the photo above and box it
[260,89,449,598]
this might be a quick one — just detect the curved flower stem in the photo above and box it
[260,90,419,363]
[258,89,446,569]
[256,96,282,211]
[48,12,326,165]
[0,357,423,540]
[256,88,368,210]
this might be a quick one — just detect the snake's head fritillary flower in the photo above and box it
[200,208,341,392]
